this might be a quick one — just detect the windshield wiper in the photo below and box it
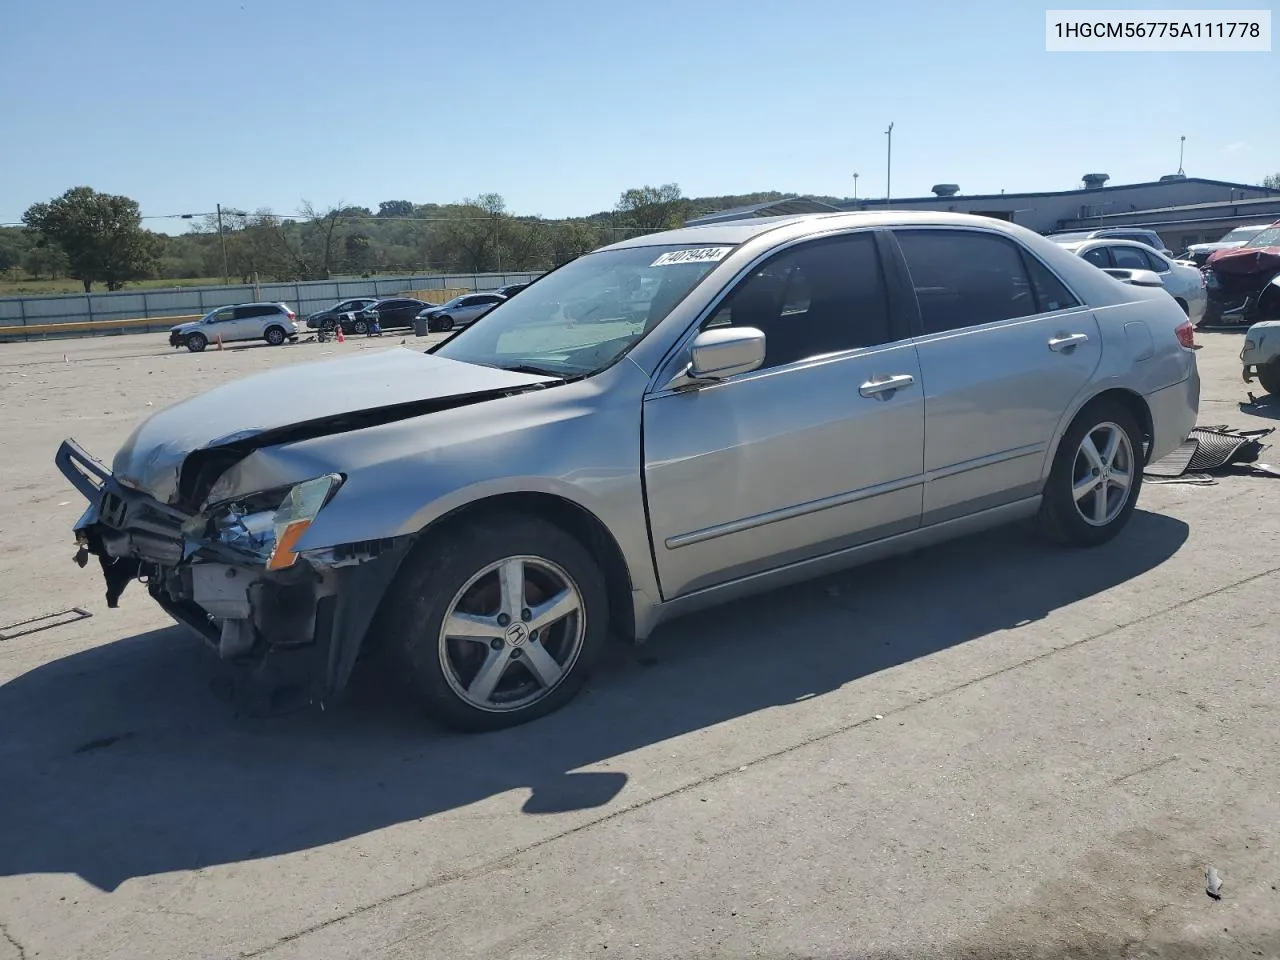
[498,363,567,378]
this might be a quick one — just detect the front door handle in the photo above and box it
[859,373,915,399]
[1048,332,1089,352]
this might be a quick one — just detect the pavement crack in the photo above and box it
[238,560,1280,960]
[0,920,28,960]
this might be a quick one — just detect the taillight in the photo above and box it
[1175,320,1195,349]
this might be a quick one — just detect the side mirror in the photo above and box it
[1103,267,1165,288]
[666,327,766,390]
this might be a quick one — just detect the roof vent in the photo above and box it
[931,183,960,197]
[1082,173,1110,189]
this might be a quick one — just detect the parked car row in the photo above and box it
[301,283,534,336]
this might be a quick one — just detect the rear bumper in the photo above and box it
[1145,371,1200,465]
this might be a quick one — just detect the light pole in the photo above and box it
[885,122,894,206]
[1177,135,1186,176]
[853,172,860,201]
[216,203,230,285]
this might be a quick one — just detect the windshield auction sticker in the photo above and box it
[651,247,733,267]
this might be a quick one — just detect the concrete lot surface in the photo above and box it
[1,329,1279,959]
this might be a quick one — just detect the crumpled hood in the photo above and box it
[1206,246,1280,275]
[111,347,557,505]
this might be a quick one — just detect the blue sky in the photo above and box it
[5,0,1276,232]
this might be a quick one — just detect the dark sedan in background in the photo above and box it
[305,297,379,331]
[346,297,432,334]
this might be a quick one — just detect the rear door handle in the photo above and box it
[859,373,915,399]
[1048,333,1089,352]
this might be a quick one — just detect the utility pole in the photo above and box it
[885,122,894,206]
[216,203,230,285]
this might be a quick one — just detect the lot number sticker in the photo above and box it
[651,247,732,267]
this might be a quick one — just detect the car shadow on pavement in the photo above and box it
[0,509,1188,891]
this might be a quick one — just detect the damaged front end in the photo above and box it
[56,439,410,712]
[1202,248,1280,327]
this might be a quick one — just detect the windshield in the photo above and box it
[432,242,736,377]
[1243,226,1280,249]
[1221,226,1267,243]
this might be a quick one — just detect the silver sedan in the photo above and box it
[1060,238,1207,325]
[57,212,1200,731]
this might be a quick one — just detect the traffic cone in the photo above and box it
[336,326,345,343]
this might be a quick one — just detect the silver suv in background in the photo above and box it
[419,292,506,332]
[1047,227,1172,257]
[168,303,301,352]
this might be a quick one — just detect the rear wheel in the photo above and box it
[185,332,207,353]
[353,318,369,334]
[1037,398,1144,547]
[265,326,286,346]
[1258,359,1280,396]
[383,512,608,732]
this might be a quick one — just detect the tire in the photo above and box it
[1258,360,1280,397]
[320,318,336,333]
[1037,398,1144,548]
[382,512,608,732]
[185,332,207,353]
[353,318,369,335]
[437,315,454,332]
[265,326,286,346]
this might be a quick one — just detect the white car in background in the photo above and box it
[1056,239,1207,326]
[169,302,302,353]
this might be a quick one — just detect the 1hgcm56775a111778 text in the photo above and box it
[1046,9,1271,51]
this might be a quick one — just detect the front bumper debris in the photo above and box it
[54,438,410,712]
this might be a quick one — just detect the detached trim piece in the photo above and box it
[0,608,92,642]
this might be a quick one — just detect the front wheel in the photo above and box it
[1037,399,1144,547]
[264,326,286,346]
[185,332,207,353]
[383,513,608,732]
[437,315,454,332]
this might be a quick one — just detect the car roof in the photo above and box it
[1066,238,1168,253]
[211,301,287,309]
[599,210,1100,253]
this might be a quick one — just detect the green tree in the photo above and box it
[614,183,690,231]
[1264,173,1280,190]
[377,200,414,219]
[21,187,162,292]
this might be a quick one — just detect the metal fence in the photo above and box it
[0,271,544,339]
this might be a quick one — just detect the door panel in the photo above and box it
[643,348,924,598]
[642,229,924,600]
[913,312,1101,522]
[890,227,1103,524]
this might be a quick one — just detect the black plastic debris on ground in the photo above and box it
[1144,425,1279,482]
[0,607,92,642]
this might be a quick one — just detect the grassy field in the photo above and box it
[0,276,229,297]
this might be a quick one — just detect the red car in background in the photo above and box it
[1201,219,1280,327]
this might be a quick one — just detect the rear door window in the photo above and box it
[893,229,1044,334]
[1109,246,1150,270]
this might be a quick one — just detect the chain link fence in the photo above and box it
[0,271,544,340]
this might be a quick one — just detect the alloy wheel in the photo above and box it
[1071,421,1135,527]
[437,556,586,713]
